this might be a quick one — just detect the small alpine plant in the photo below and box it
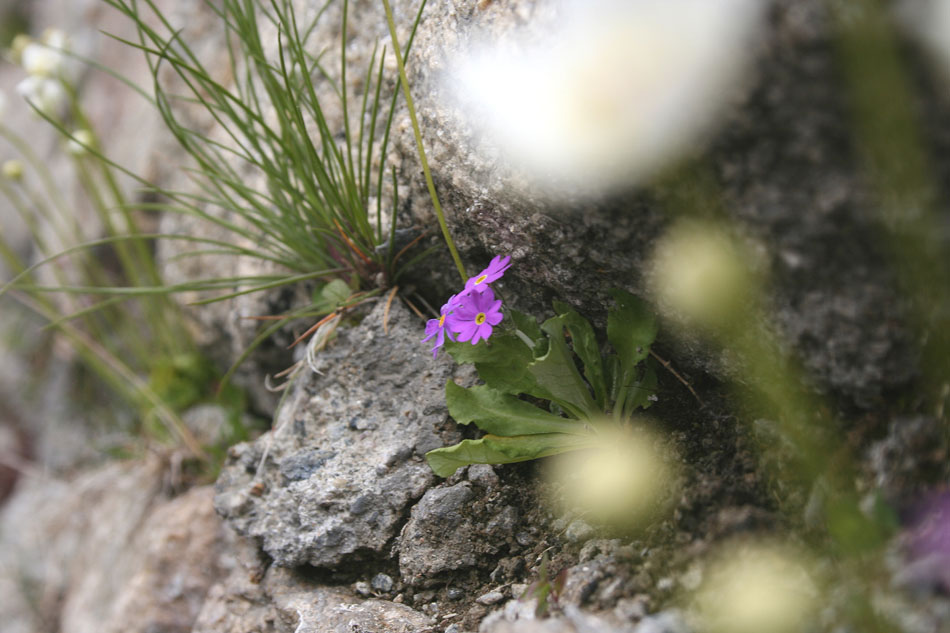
[422,255,510,358]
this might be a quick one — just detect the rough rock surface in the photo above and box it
[267,567,434,633]
[398,474,521,585]
[0,457,226,633]
[480,603,651,633]
[214,300,471,568]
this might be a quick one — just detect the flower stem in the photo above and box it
[514,328,535,350]
[381,0,468,283]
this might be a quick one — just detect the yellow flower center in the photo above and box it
[475,312,487,325]
[438,314,446,327]
[475,274,488,285]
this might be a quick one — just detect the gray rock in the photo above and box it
[565,520,595,544]
[265,567,433,633]
[0,457,228,633]
[866,416,949,496]
[214,301,468,568]
[469,464,500,488]
[192,531,277,633]
[631,610,691,633]
[476,591,506,606]
[371,573,395,593]
[398,482,479,583]
[479,604,639,633]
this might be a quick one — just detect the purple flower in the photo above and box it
[450,286,504,344]
[464,255,511,294]
[901,491,950,592]
[422,294,460,358]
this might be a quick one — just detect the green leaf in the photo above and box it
[604,353,622,405]
[511,308,545,351]
[321,278,352,306]
[607,290,657,368]
[552,302,607,410]
[426,433,593,478]
[446,382,588,436]
[607,290,657,415]
[445,332,523,364]
[623,358,658,415]
[527,317,598,418]
[446,334,539,396]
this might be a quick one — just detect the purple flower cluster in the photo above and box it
[422,255,511,358]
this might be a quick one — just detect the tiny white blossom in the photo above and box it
[2,159,24,181]
[16,75,67,116]
[67,129,95,155]
[9,34,32,64]
[42,28,69,49]
[22,43,65,78]
[20,29,70,78]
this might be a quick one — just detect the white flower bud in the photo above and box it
[2,160,24,181]
[16,76,67,117]
[42,29,69,49]
[67,129,95,155]
[9,34,32,64]
[22,42,66,78]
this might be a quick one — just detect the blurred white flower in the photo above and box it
[43,28,69,49]
[692,541,818,633]
[16,75,67,117]
[2,159,24,181]
[21,29,70,78]
[547,425,678,529]
[9,34,32,64]
[450,0,764,194]
[22,43,64,78]
[67,129,95,155]
[649,219,759,333]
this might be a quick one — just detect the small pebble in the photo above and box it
[446,587,465,601]
[468,463,499,487]
[476,590,505,606]
[656,577,675,592]
[615,596,649,621]
[355,581,371,596]
[413,590,435,605]
[444,625,460,633]
[515,531,534,547]
[371,573,394,593]
[566,519,595,543]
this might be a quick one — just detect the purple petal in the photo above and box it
[422,319,440,342]
[455,323,477,342]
